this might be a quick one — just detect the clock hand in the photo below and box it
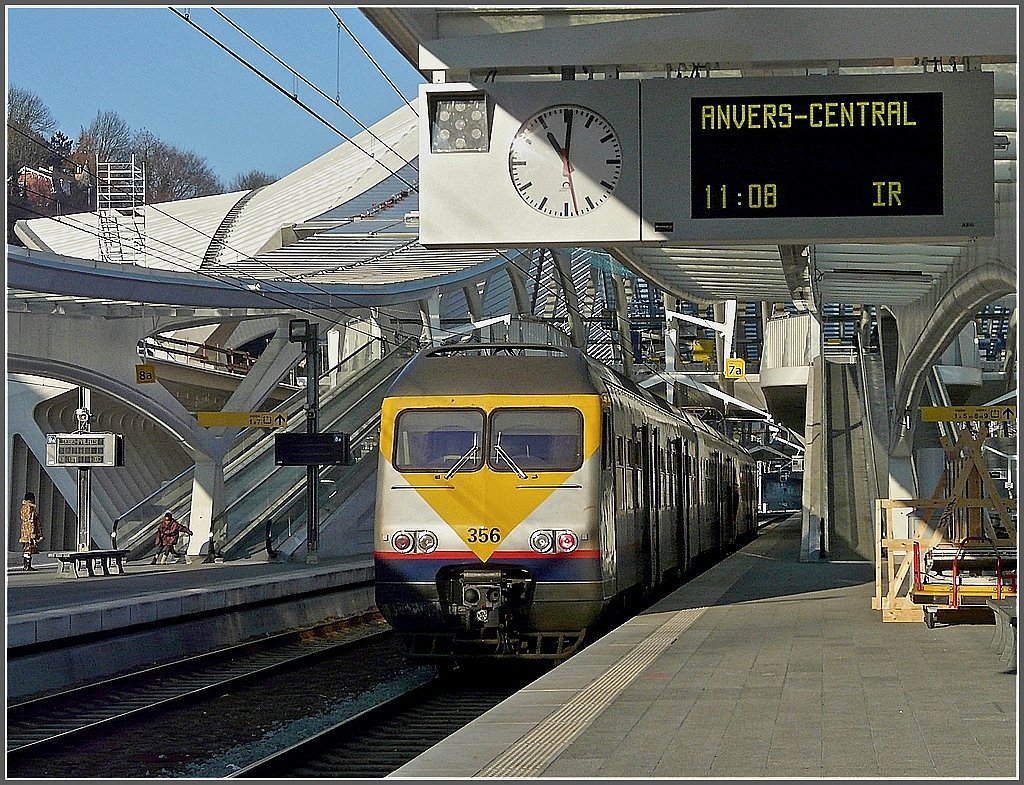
[565,163,579,215]
[563,110,574,167]
[545,131,564,157]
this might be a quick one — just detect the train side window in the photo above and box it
[602,411,614,470]
[394,408,484,472]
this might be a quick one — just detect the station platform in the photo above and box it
[6,556,373,646]
[392,515,1018,779]
[5,552,375,700]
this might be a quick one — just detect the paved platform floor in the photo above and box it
[392,515,1018,779]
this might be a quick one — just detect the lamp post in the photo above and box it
[289,318,320,564]
[75,388,92,552]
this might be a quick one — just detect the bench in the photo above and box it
[47,549,130,578]
[986,597,1017,673]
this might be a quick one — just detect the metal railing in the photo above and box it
[208,372,395,560]
[114,335,413,560]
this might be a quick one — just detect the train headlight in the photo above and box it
[416,530,438,553]
[391,531,415,554]
[530,529,579,553]
[529,530,554,554]
[556,530,579,553]
[463,586,481,605]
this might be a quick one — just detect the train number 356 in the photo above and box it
[467,527,502,543]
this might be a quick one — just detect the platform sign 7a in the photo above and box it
[724,358,746,379]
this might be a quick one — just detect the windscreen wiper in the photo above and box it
[493,433,528,479]
[444,435,479,479]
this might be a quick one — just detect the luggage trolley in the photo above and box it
[912,536,1017,628]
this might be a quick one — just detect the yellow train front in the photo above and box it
[374,343,757,661]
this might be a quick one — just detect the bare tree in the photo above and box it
[6,85,58,176]
[132,129,222,203]
[228,169,277,191]
[76,109,133,165]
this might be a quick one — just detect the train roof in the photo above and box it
[386,343,601,397]
[387,343,752,456]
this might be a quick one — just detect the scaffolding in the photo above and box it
[96,155,146,265]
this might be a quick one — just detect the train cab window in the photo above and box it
[489,408,583,473]
[394,409,484,473]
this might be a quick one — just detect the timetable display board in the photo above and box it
[46,432,124,468]
[274,432,352,466]
[690,92,943,218]
[642,70,994,243]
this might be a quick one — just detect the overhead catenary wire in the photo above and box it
[328,7,418,116]
[169,6,417,192]
[166,7,578,320]
[10,12,595,351]
[173,6,581,317]
[211,7,417,173]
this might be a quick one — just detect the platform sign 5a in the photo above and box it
[135,364,157,384]
[198,411,289,428]
[724,358,746,379]
[920,405,1016,423]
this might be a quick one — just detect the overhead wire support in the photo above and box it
[210,7,417,173]
[328,7,418,116]
[168,6,417,191]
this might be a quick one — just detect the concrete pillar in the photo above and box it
[887,454,917,541]
[418,289,441,346]
[552,249,587,349]
[800,355,826,561]
[191,452,226,556]
[612,274,633,379]
[663,292,678,405]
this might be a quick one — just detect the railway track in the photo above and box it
[5,614,391,768]
[231,666,541,778]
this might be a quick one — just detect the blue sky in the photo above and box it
[5,5,425,184]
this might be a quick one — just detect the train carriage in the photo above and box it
[374,343,756,661]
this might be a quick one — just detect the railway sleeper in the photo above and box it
[400,629,586,660]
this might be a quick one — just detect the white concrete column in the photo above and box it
[190,452,226,556]
[552,249,586,349]
[663,292,678,405]
[418,289,442,346]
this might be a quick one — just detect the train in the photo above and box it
[373,343,757,661]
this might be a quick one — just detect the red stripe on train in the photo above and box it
[375,549,601,560]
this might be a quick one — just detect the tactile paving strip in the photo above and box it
[477,605,708,777]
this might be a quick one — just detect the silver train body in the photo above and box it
[374,344,757,660]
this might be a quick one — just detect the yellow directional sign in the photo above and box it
[198,411,289,428]
[135,364,157,384]
[691,339,715,365]
[920,405,1016,423]
[724,358,746,379]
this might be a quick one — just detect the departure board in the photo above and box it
[45,433,124,468]
[690,92,943,219]
[641,71,994,242]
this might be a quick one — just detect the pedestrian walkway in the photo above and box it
[392,515,1018,779]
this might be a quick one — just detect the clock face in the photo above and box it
[508,104,622,218]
